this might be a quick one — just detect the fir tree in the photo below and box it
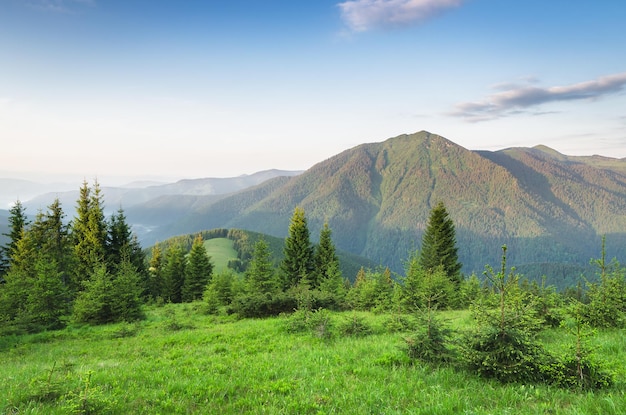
[280,207,314,289]
[419,201,462,286]
[183,235,214,302]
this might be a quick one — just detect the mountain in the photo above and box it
[133,131,626,280]
[21,169,303,215]
[0,178,78,209]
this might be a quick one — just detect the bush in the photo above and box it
[283,308,334,339]
[461,325,550,383]
[404,313,454,364]
[337,313,373,337]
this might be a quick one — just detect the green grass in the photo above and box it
[203,238,239,274]
[1,306,625,414]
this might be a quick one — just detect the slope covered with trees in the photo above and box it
[140,131,626,278]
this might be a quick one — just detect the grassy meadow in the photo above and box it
[2,305,625,414]
[202,238,239,274]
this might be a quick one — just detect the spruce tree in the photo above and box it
[183,235,214,302]
[162,244,186,303]
[245,238,278,294]
[27,258,70,331]
[30,199,73,288]
[0,230,36,328]
[280,207,314,289]
[106,208,133,272]
[71,180,107,288]
[0,200,30,275]
[148,245,164,300]
[314,222,342,290]
[419,201,462,286]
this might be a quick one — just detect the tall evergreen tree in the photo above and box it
[162,244,186,303]
[71,180,107,288]
[26,258,70,331]
[245,238,278,294]
[148,245,164,300]
[419,201,462,286]
[280,207,314,289]
[183,235,214,302]
[0,229,36,327]
[30,199,73,287]
[313,222,341,289]
[0,200,30,275]
[106,208,132,271]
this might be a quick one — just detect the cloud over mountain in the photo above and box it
[338,0,463,32]
[451,72,626,122]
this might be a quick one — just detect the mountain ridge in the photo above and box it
[134,131,626,276]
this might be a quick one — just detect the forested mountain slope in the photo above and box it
[136,131,626,277]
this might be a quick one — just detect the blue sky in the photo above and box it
[1,0,625,183]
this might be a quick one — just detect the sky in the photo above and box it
[1,0,626,185]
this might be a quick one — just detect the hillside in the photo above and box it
[135,131,626,279]
[152,228,375,283]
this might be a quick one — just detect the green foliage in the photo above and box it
[161,244,186,303]
[280,207,314,289]
[401,255,456,311]
[0,199,30,274]
[245,238,279,295]
[71,180,108,289]
[183,234,214,302]
[203,271,236,315]
[458,273,484,308]
[346,267,394,312]
[578,238,626,328]
[313,222,341,289]
[3,305,626,414]
[404,313,454,364]
[462,325,550,383]
[283,308,334,339]
[230,291,296,318]
[26,259,71,331]
[72,262,144,325]
[419,201,462,285]
[547,305,615,390]
[336,313,373,337]
[462,246,551,383]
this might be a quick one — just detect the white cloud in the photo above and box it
[450,72,626,122]
[27,0,95,14]
[337,0,463,32]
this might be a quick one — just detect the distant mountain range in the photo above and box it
[3,131,626,284]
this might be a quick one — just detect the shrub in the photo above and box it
[337,313,373,337]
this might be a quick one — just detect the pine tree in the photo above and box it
[280,207,314,289]
[183,235,214,302]
[419,201,462,286]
